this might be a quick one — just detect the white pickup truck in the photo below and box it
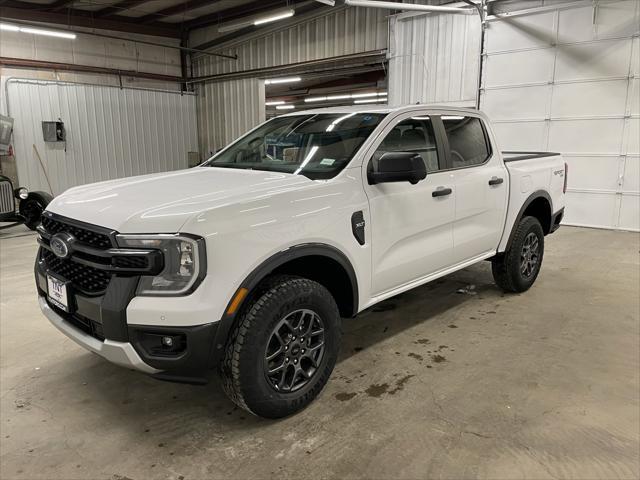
[35,105,566,418]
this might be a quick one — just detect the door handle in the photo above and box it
[432,187,452,197]
[489,177,504,186]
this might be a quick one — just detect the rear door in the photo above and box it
[440,114,508,262]
[363,112,455,296]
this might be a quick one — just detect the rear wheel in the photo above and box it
[492,216,544,293]
[220,276,341,418]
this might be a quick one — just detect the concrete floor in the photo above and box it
[0,225,638,480]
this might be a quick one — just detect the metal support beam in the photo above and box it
[0,56,186,83]
[93,0,151,18]
[139,0,220,24]
[0,18,238,60]
[344,0,474,14]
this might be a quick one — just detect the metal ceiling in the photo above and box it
[0,0,322,38]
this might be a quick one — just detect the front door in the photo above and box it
[363,113,455,296]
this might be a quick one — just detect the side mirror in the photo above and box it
[368,152,427,185]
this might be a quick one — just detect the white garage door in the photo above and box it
[481,0,639,231]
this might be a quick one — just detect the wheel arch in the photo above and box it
[505,191,553,251]
[210,244,359,366]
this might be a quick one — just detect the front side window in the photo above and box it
[202,113,386,180]
[442,116,491,168]
[371,116,441,172]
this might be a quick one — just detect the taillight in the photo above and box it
[563,162,568,194]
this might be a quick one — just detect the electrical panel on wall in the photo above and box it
[42,120,65,143]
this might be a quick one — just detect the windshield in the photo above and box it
[202,113,386,180]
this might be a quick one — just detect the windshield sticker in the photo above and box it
[320,158,336,166]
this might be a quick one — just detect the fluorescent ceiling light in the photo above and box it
[265,76,301,85]
[265,100,286,106]
[305,91,387,103]
[412,116,431,121]
[0,23,20,32]
[326,94,351,101]
[276,105,295,110]
[351,92,378,98]
[441,115,465,120]
[354,98,387,104]
[313,0,336,5]
[0,23,76,39]
[218,8,293,32]
[305,96,328,103]
[254,9,295,26]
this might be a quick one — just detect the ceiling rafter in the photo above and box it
[184,0,311,30]
[0,1,181,37]
[138,0,220,24]
[93,0,152,18]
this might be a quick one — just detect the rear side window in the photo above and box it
[442,116,491,168]
[372,116,440,172]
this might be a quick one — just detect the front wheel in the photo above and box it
[220,276,341,418]
[492,216,544,293]
[19,193,49,230]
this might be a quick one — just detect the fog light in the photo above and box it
[136,331,187,357]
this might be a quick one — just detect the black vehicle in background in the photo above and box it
[0,174,52,230]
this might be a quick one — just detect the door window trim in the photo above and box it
[365,113,447,175]
[434,114,494,172]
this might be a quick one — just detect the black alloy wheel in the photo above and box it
[264,308,326,393]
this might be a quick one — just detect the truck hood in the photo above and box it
[47,167,313,232]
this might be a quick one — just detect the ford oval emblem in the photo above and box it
[50,233,74,259]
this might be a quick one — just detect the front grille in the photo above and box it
[112,255,149,269]
[41,216,112,249]
[0,181,13,215]
[42,249,110,294]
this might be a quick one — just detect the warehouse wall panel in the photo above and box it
[387,11,481,106]
[192,7,388,78]
[197,78,265,158]
[482,0,640,231]
[6,79,198,195]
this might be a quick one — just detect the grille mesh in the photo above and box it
[113,256,149,269]
[42,250,110,294]
[0,181,13,215]
[42,216,112,249]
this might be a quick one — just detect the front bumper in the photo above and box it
[36,255,219,383]
[39,297,160,374]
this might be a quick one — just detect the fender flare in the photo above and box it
[504,190,553,251]
[21,190,54,209]
[209,243,359,366]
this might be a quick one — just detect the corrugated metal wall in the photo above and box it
[7,79,198,195]
[191,6,389,154]
[191,7,389,77]
[387,11,481,106]
[197,78,265,158]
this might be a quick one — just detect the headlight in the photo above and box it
[16,187,28,200]
[116,234,206,296]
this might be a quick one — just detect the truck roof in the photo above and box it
[280,104,482,117]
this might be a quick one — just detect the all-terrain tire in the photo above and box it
[492,215,544,293]
[220,275,341,419]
